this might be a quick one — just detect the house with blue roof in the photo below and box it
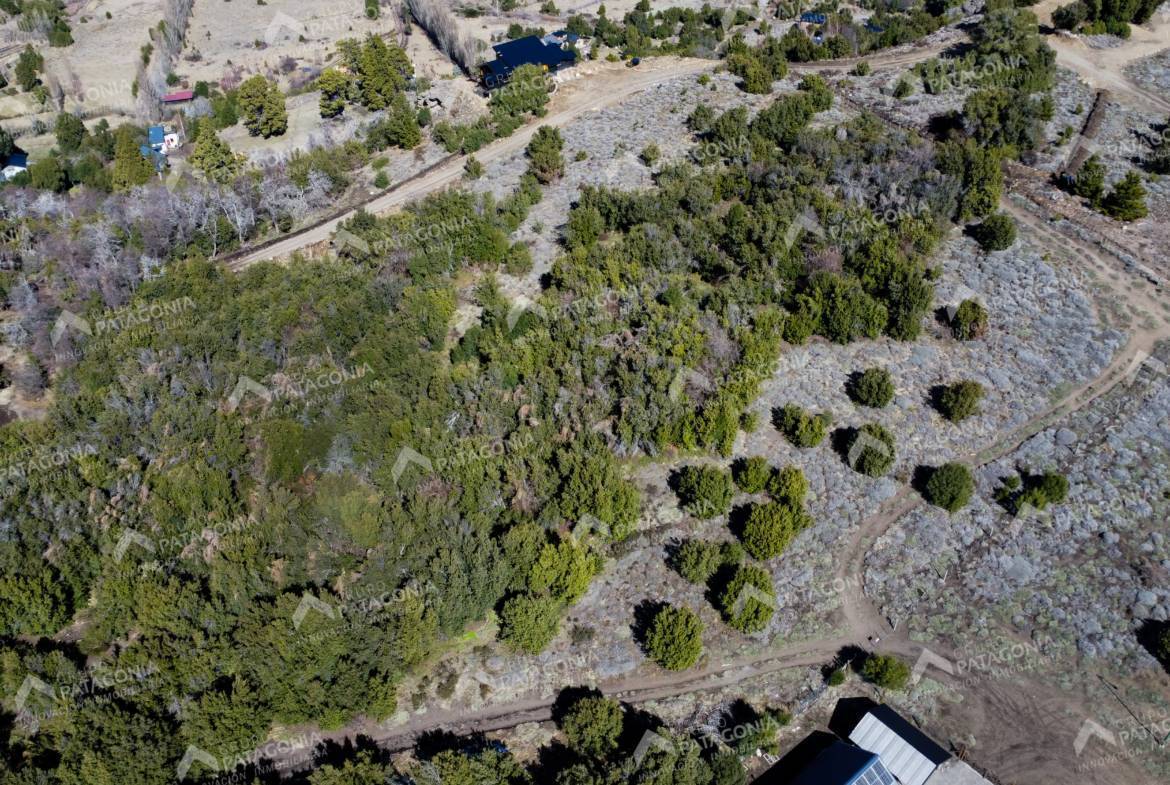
[480,34,576,89]
[0,148,28,182]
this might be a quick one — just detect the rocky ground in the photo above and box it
[409,90,1125,714]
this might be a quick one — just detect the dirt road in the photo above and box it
[226,57,713,270]
[225,40,956,271]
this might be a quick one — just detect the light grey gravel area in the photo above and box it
[1125,44,1170,95]
[865,342,1170,670]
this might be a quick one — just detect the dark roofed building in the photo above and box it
[848,704,951,785]
[480,35,575,89]
[783,740,895,785]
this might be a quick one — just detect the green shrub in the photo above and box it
[893,78,914,98]
[463,155,484,180]
[499,593,562,653]
[827,667,846,686]
[937,380,984,422]
[846,424,896,477]
[733,456,772,494]
[971,212,1017,251]
[951,299,988,341]
[852,61,871,76]
[743,501,810,560]
[676,464,734,518]
[640,143,660,165]
[646,605,704,670]
[559,696,623,757]
[995,469,1070,515]
[718,563,775,633]
[1100,171,1148,221]
[848,367,894,408]
[861,654,910,689]
[766,465,807,507]
[923,462,975,512]
[373,170,389,189]
[675,539,743,584]
[773,404,830,447]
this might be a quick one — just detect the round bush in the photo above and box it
[733,456,772,494]
[848,367,894,408]
[676,464,734,518]
[971,212,1016,251]
[646,605,704,670]
[861,654,910,689]
[846,423,896,477]
[743,501,810,560]
[718,564,775,633]
[937,379,984,422]
[923,462,975,512]
[951,299,988,341]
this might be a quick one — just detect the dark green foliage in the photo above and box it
[923,462,975,512]
[15,45,43,91]
[676,464,735,518]
[766,465,808,507]
[646,604,704,670]
[995,469,1070,515]
[849,367,895,408]
[718,563,775,633]
[936,139,1004,221]
[526,125,565,184]
[674,539,743,584]
[773,404,830,448]
[237,74,288,137]
[937,379,984,422]
[366,92,422,150]
[54,112,88,152]
[743,499,810,560]
[560,695,624,757]
[971,212,1016,251]
[861,653,910,689]
[1072,154,1106,204]
[733,455,772,493]
[499,593,562,653]
[847,423,896,477]
[1100,171,1148,221]
[951,299,988,340]
[893,78,914,98]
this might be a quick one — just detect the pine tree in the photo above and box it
[189,124,240,183]
[1101,170,1148,221]
[317,68,352,118]
[237,75,288,137]
[357,35,412,110]
[1073,153,1106,205]
[111,126,154,190]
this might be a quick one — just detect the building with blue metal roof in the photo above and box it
[480,35,576,89]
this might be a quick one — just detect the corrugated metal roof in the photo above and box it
[924,760,994,785]
[850,713,940,785]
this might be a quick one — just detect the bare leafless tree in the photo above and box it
[406,0,478,72]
